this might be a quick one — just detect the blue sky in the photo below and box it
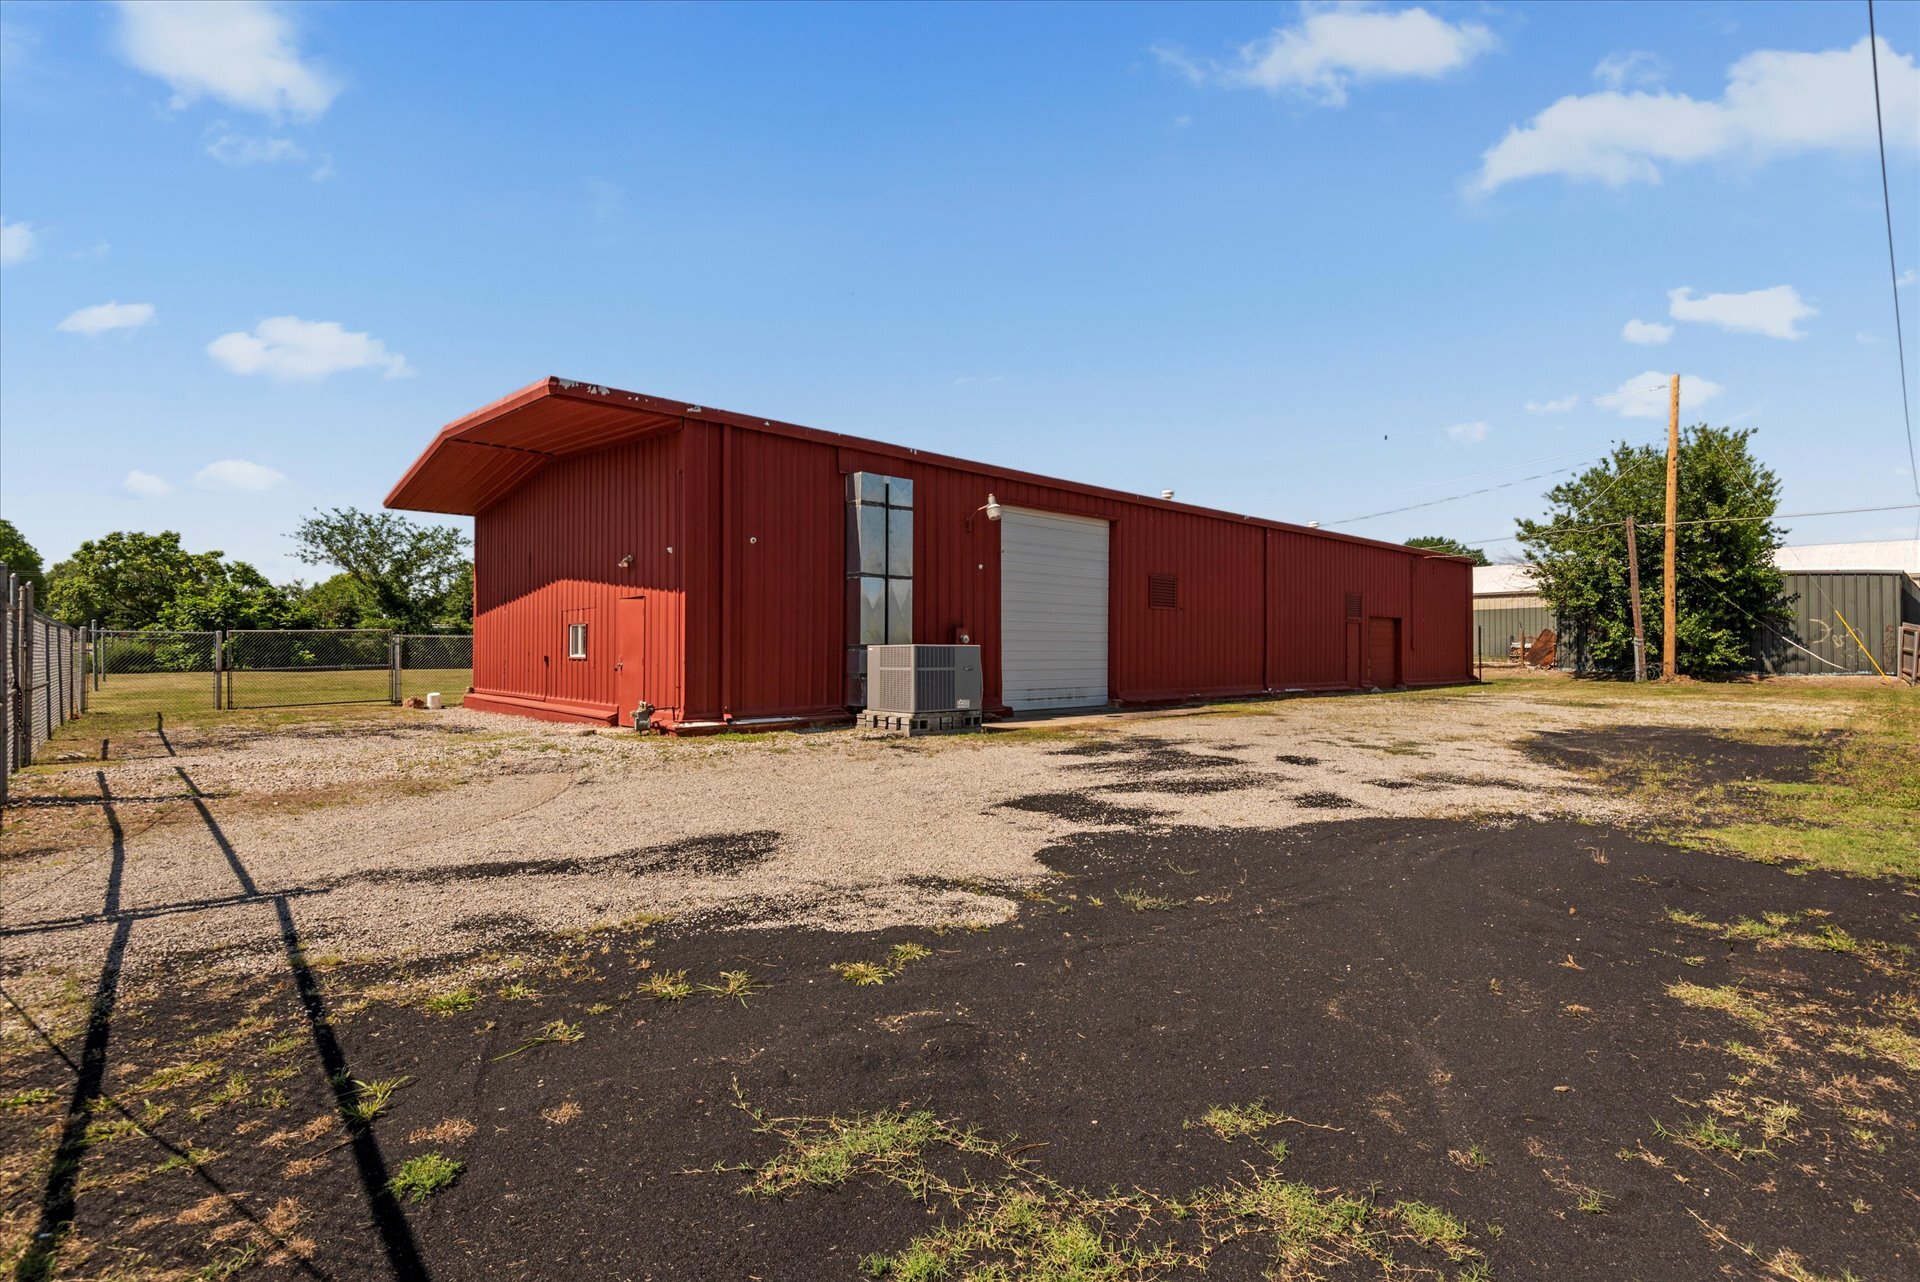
[2,0,1916,582]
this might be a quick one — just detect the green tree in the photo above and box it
[434,561,475,632]
[45,530,301,630]
[46,531,200,627]
[0,518,47,597]
[290,508,471,632]
[1404,535,1489,565]
[156,559,303,631]
[1517,425,1787,675]
[300,572,379,629]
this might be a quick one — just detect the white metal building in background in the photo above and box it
[1471,539,1920,676]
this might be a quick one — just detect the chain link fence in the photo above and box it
[4,567,87,800]
[87,627,472,720]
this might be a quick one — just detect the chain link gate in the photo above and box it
[222,629,393,709]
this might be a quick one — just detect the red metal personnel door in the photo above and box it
[1365,617,1401,688]
[1344,620,1362,688]
[615,596,648,728]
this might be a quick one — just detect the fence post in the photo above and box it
[214,630,225,711]
[91,619,100,691]
[1,563,10,811]
[389,634,402,704]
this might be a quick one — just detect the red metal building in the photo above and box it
[387,378,1474,730]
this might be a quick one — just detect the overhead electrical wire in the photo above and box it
[1867,0,1919,497]
[1458,502,1920,548]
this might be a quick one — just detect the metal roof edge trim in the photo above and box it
[390,375,1471,560]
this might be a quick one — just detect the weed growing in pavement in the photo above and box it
[832,941,935,987]
[1574,1187,1610,1215]
[492,1020,584,1061]
[1186,1101,1295,1142]
[1118,889,1184,912]
[497,982,539,1001]
[1,1087,56,1110]
[730,1088,1483,1280]
[699,970,767,1006]
[1448,1143,1491,1170]
[339,1076,410,1126]
[423,989,478,1015]
[640,970,693,1001]
[1390,1201,1472,1258]
[1667,981,1769,1029]
[389,1152,464,1203]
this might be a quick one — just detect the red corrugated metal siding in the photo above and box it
[441,385,1474,728]
[725,429,848,717]
[1408,557,1471,684]
[1265,530,1420,689]
[473,431,685,717]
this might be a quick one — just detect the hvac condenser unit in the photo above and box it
[862,645,983,732]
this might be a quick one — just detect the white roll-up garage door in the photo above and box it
[1000,507,1109,711]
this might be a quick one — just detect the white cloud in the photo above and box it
[1524,395,1578,413]
[1474,36,1919,192]
[1899,268,1916,288]
[124,470,172,497]
[1593,51,1667,91]
[57,301,156,336]
[1668,284,1815,339]
[204,123,304,166]
[1156,3,1496,107]
[114,0,339,120]
[194,459,285,492]
[207,316,411,381]
[1621,318,1673,345]
[0,219,35,266]
[1446,420,1490,444]
[1602,371,1724,418]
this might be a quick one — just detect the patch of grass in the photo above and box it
[339,1075,410,1126]
[1667,981,1769,1029]
[1574,1187,1610,1215]
[1701,690,1919,880]
[735,1094,1479,1279]
[1118,889,1184,913]
[699,970,767,1006]
[497,982,538,1001]
[491,1020,584,1061]
[423,989,477,1016]
[832,961,891,987]
[388,1152,463,1203]
[1448,1143,1491,1170]
[135,1060,221,1093]
[1392,1200,1471,1258]
[1,1087,57,1110]
[833,940,935,987]
[1833,1023,1920,1073]
[640,970,693,1001]
[1188,1101,1282,1142]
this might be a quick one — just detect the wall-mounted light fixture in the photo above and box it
[618,553,634,567]
[972,493,1002,522]
[1160,489,1175,501]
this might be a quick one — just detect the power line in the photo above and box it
[1462,502,1920,548]
[1322,457,1606,527]
[1867,0,1918,497]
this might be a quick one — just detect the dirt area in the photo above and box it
[1,679,1914,1280]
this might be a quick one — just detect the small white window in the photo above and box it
[567,622,588,660]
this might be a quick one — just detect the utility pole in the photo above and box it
[1660,373,1680,682]
[1625,516,1646,682]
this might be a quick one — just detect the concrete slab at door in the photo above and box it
[999,507,1109,711]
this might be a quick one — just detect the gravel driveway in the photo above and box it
[0,686,1848,978]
